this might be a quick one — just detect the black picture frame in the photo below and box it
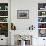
[17,10,29,19]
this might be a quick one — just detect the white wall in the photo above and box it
[11,0,46,46]
[0,0,8,3]
[11,0,46,30]
[11,0,38,30]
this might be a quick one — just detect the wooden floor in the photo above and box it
[0,45,8,46]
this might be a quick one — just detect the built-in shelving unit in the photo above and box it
[38,3,46,37]
[0,3,8,37]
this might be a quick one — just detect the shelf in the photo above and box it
[0,10,8,11]
[0,16,8,17]
[38,22,46,23]
[0,22,8,23]
[0,11,8,16]
[38,15,46,17]
[38,10,46,11]
[38,3,46,37]
[38,28,46,29]
[0,3,8,37]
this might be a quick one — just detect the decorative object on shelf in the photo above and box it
[38,17,43,22]
[38,3,46,37]
[38,23,46,28]
[42,11,46,16]
[5,6,8,10]
[29,25,35,30]
[11,23,16,30]
[38,3,46,10]
[38,29,46,37]
[0,6,1,10]
[0,17,8,22]
[0,23,8,30]
[0,3,8,10]
[38,11,46,16]
[0,23,8,37]
[0,11,8,16]
[42,12,45,15]
[38,17,46,22]
[40,8,45,10]
[45,6,46,10]
[17,10,29,19]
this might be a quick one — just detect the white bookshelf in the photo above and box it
[38,16,46,17]
[38,3,46,37]
[38,28,46,29]
[38,3,46,28]
[0,3,8,23]
[0,3,8,38]
[38,10,46,11]
[0,10,8,11]
[38,22,46,23]
[0,16,8,17]
[0,22,8,23]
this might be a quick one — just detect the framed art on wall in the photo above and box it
[17,10,29,19]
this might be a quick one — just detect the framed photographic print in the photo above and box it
[17,10,29,19]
